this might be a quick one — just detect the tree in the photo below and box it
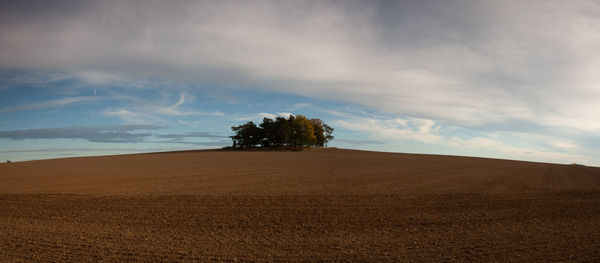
[229,115,333,149]
[230,126,242,148]
[259,117,275,147]
[310,118,326,147]
[230,121,263,148]
[324,124,334,147]
[273,116,290,146]
[294,115,316,147]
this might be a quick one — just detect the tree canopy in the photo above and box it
[230,115,334,148]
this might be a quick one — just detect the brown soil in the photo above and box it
[1,149,599,262]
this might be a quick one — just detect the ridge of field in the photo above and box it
[1,149,600,261]
[1,149,599,196]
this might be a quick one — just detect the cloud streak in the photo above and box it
[1,147,159,153]
[336,117,443,144]
[0,125,161,143]
[0,125,230,148]
[101,91,224,124]
[156,132,229,140]
[0,96,97,113]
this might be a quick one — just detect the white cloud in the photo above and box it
[258,113,277,120]
[2,1,597,134]
[290,103,352,118]
[101,109,160,124]
[177,120,202,127]
[335,117,443,144]
[446,136,591,165]
[0,96,97,113]
[75,71,121,85]
[102,92,223,124]
[1,1,599,163]
[276,112,293,118]
[336,114,594,165]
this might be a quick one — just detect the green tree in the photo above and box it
[310,118,326,147]
[259,117,275,147]
[287,115,299,147]
[230,121,263,148]
[324,124,334,147]
[273,116,290,146]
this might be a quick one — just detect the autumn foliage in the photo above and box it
[230,115,334,148]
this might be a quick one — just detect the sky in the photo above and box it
[1,0,599,165]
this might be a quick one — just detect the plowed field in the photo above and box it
[1,149,599,261]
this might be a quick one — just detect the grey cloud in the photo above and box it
[1,147,154,153]
[142,139,231,147]
[0,125,232,146]
[153,132,231,147]
[156,132,229,140]
[0,125,162,143]
[1,1,600,134]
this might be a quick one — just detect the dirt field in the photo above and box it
[1,149,599,262]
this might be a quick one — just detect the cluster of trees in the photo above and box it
[230,115,333,148]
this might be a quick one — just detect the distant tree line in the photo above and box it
[230,115,334,148]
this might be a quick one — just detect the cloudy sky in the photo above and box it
[1,0,599,165]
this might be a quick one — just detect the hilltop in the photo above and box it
[1,149,599,261]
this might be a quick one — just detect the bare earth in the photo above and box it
[1,149,599,262]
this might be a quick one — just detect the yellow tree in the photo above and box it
[310,118,326,147]
[294,115,316,147]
